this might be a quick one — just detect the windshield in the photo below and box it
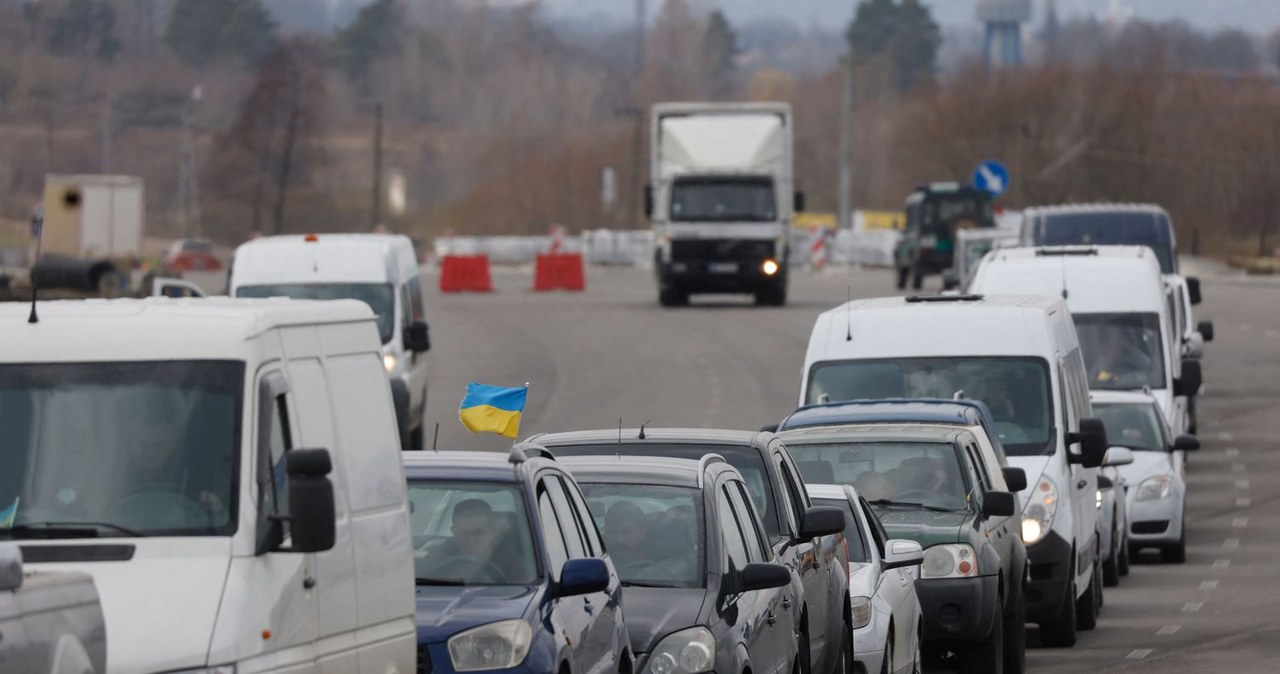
[408,481,539,585]
[806,357,1053,456]
[551,444,776,537]
[579,483,704,588]
[1093,402,1167,451]
[0,361,243,538]
[922,194,993,235]
[1036,213,1176,274]
[1074,313,1167,390]
[236,283,395,344]
[812,496,870,563]
[670,177,777,222]
[793,442,971,512]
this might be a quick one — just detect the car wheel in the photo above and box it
[839,609,854,674]
[1038,569,1078,648]
[880,627,893,674]
[798,620,812,674]
[1162,526,1188,564]
[658,286,688,307]
[1076,559,1100,631]
[895,265,908,290]
[1003,593,1027,674]
[1118,531,1131,577]
[1103,521,1121,587]
[909,623,922,674]
[959,594,1003,673]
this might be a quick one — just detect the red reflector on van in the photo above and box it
[304,233,318,242]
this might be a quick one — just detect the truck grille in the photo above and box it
[417,644,432,674]
[671,238,774,262]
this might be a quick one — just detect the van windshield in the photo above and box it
[579,483,705,588]
[1036,212,1175,274]
[236,283,394,344]
[408,481,539,586]
[806,357,1054,456]
[0,361,243,538]
[1074,313,1166,390]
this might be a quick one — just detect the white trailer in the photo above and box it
[41,174,144,259]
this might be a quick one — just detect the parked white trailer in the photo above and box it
[41,174,144,260]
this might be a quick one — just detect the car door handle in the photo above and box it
[766,610,777,626]
[782,595,793,610]
[583,597,594,615]
[1077,479,1088,489]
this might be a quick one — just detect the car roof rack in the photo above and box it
[904,294,983,303]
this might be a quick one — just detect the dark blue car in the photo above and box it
[403,446,632,674]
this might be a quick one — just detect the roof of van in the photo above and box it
[230,233,417,288]
[0,297,376,363]
[971,245,1165,313]
[1023,203,1169,216]
[807,294,1070,361]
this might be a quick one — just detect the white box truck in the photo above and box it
[647,102,803,307]
[41,174,144,260]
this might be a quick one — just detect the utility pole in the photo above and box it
[837,54,855,231]
[177,85,203,238]
[100,96,112,173]
[628,0,646,232]
[371,102,384,230]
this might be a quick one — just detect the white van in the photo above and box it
[968,245,1202,436]
[0,298,416,673]
[799,294,1110,647]
[229,233,431,450]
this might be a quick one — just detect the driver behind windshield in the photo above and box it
[109,422,227,530]
[419,499,522,582]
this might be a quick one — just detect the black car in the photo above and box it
[560,454,805,674]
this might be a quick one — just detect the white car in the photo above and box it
[807,483,924,674]
[1098,447,1133,587]
[1090,390,1200,563]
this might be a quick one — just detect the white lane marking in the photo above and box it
[1232,518,1249,528]
[1158,625,1183,636]
[1201,580,1220,591]
[1237,497,1251,507]
[1223,538,1240,549]
[1214,559,1232,568]
[1219,432,1235,441]
[1232,463,1247,472]
[1236,480,1250,489]
[1127,649,1154,660]
[1183,602,1204,612]
[1225,447,1240,457]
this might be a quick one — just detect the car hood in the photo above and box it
[415,584,539,644]
[622,587,706,656]
[873,509,972,549]
[1116,450,1178,487]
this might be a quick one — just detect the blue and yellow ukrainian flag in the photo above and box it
[459,383,528,439]
[0,497,18,529]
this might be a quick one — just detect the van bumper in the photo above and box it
[1024,532,1072,625]
[916,575,999,643]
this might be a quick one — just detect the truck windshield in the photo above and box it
[1074,313,1167,390]
[579,483,705,588]
[1035,213,1176,274]
[407,481,539,586]
[0,361,243,538]
[795,442,971,512]
[236,283,394,344]
[806,357,1053,457]
[670,177,776,222]
[921,193,993,235]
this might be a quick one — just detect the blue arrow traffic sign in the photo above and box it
[973,160,1010,197]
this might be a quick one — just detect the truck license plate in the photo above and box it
[709,262,738,274]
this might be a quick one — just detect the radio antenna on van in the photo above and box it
[27,204,43,324]
[431,423,440,452]
[845,285,853,341]
[1059,256,1069,300]
[617,418,623,458]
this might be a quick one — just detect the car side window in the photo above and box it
[965,443,991,489]
[973,440,1008,492]
[717,487,751,571]
[772,453,806,534]
[263,391,293,519]
[399,283,413,330]
[408,275,425,322]
[859,498,888,559]
[537,486,570,574]
[561,476,604,555]
[727,480,769,563]
[545,477,588,559]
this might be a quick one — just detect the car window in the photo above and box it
[537,485,570,575]
[545,477,588,559]
[812,496,870,563]
[408,480,539,585]
[562,476,604,555]
[717,487,751,571]
[961,444,988,507]
[789,441,972,512]
[580,483,705,588]
[727,480,769,563]
[772,453,803,536]
[408,275,425,322]
[859,497,889,559]
[971,437,1008,492]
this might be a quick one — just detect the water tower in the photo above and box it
[977,0,1033,68]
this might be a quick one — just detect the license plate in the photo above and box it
[709,262,738,273]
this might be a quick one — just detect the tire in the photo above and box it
[1103,522,1121,587]
[754,282,787,307]
[1118,537,1131,577]
[880,627,892,674]
[838,611,854,674]
[1003,593,1027,674]
[910,262,924,290]
[909,624,922,674]
[1162,529,1187,564]
[798,622,812,674]
[1038,572,1078,648]
[896,265,909,289]
[658,286,687,307]
[1076,560,1100,631]
[959,595,1003,674]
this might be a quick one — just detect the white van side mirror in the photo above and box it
[0,543,22,592]
[1103,447,1135,467]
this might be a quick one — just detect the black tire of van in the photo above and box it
[1076,558,1100,631]
[659,285,688,307]
[1038,563,1078,648]
[896,265,909,289]
[390,379,413,451]
[1103,519,1121,587]
[1003,593,1027,674]
[755,279,787,307]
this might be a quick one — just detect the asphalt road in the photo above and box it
[422,261,1280,672]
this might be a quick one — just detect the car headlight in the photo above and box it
[1022,476,1058,545]
[447,619,533,671]
[850,595,873,629]
[641,626,715,674]
[1136,475,1173,501]
[383,352,398,373]
[1096,489,1104,510]
[921,544,978,578]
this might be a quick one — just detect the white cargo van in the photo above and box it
[799,294,1110,647]
[968,246,1202,437]
[228,233,431,450]
[0,298,416,673]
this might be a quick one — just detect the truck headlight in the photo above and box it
[921,544,978,578]
[447,619,533,671]
[1022,476,1058,545]
[641,626,715,674]
[1136,476,1172,501]
[762,259,780,276]
[850,595,872,628]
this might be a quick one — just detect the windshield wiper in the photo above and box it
[0,521,146,539]
[867,499,963,514]
[416,577,466,586]
[621,580,681,588]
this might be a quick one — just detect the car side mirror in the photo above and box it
[882,539,924,570]
[738,562,792,592]
[1173,435,1201,451]
[643,185,654,218]
[1001,467,1027,492]
[0,543,22,592]
[1103,446,1135,467]
[274,448,337,554]
[1067,418,1109,468]
[981,491,1016,518]
[798,505,845,539]
[558,558,610,597]
[759,423,779,433]
[793,191,806,213]
[1097,474,1114,490]
[1175,360,1203,398]
[1187,277,1202,305]
[404,321,430,353]
[1197,320,1214,342]
[941,270,961,291]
